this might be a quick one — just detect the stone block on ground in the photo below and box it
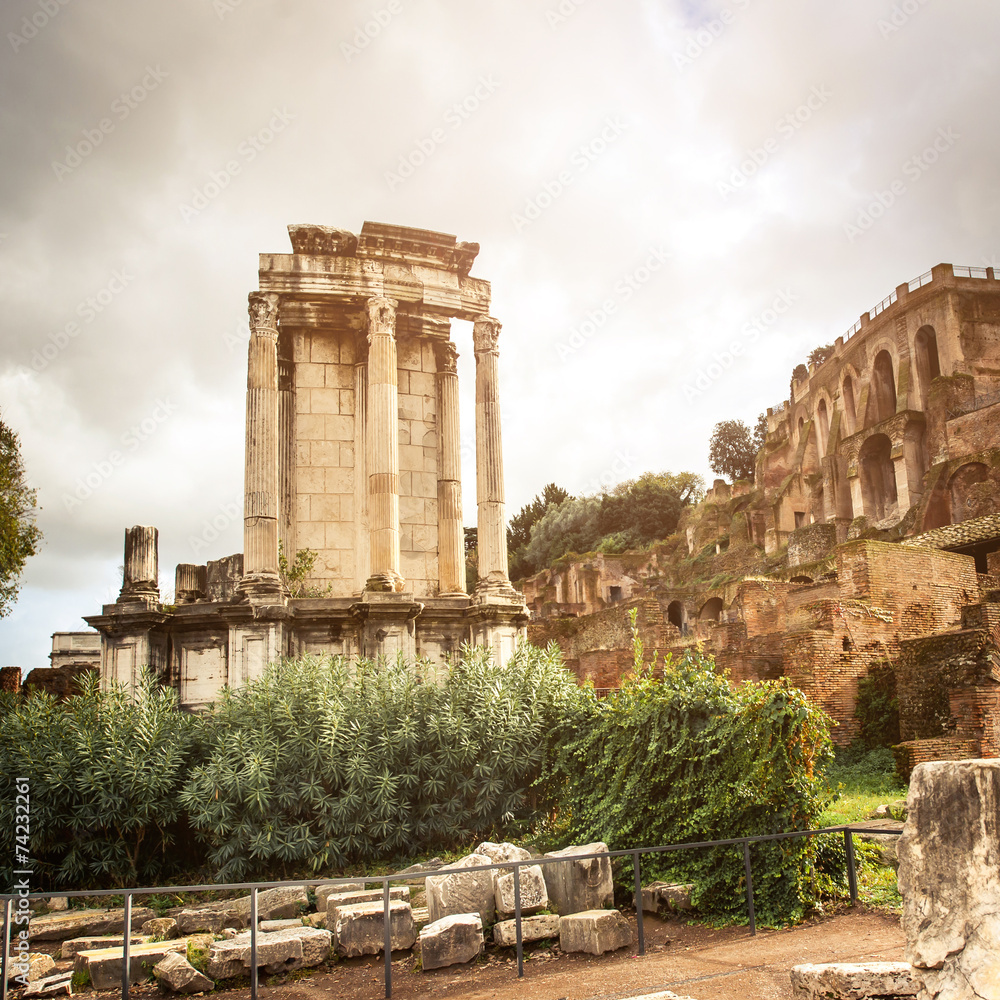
[259,917,305,932]
[418,914,483,970]
[306,912,327,928]
[426,853,495,924]
[412,907,431,932]
[637,882,695,915]
[175,908,239,935]
[314,882,364,912]
[45,899,68,913]
[4,953,55,983]
[542,843,613,916]
[898,759,1000,1000]
[22,972,73,997]
[205,926,331,978]
[231,885,308,922]
[331,900,416,958]
[559,909,633,956]
[141,917,179,938]
[325,886,409,925]
[153,952,215,994]
[29,906,156,941]
[75,939,187,990]
[493,914,560,947]
[395,858,446,885]
[60,935,146,960]
[475,842,532,865]
[789,962,921,998]
[494,865,549,919]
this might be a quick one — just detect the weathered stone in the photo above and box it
[494,865,549,919]
[61,935,146,959]
[46,899,68,913]
[153,952,215,994]
[29,906,156,941]
[559,909,633,956]
[493,914,561,946]
[331,900,416,958]
[325,886,409,925]
[231,885,309,922]
[204,938,244,981]
[22,972,73,997]
[418,914,483,970]
[306,912,327,928]
[262,926,331,970]
[637,882,695,914]
[4,953,55,983]
[897,759,1000,1000]
[75,939,187,990]
[205,926,331,978]
[175,908,239,935]
[475,842,531,865]
[259,918,304,932]
[426,853,495,924]
[141,917,179,938]
[314,882,364,911]
[395,859,446,885]
[542,843,614,916]
[412,907,431,933]
[790,962,921,998]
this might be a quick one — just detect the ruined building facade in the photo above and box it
[85,223,528,709]
[525,263,1000,772]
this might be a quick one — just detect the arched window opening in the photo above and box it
[667,600,685,631]
[843,375,857,435]
[816,399,830,458]
[914,326,941,410]
[871,351,897,425]
[699,597,724,622]
[859,433,897,520]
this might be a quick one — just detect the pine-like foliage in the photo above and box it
[0,673,199,888]
[547,652,834,925]
[181,645,592,881]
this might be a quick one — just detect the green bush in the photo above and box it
[854,664,900,748]
[0,673,199,888]
[180,645,592,881]
[546,650,834,925]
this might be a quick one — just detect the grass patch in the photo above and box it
[819,745,906,827]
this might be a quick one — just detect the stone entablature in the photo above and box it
[86,223,528,708]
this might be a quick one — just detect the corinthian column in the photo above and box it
[435,340,466,594]
[473,316,513,595]
[353,333,370,592]
[365,296,404,592]
[241,291,282,596]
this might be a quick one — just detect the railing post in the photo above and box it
[250,887,258,1000]
[632,851,644,956]
[844,829,858,905]
[2,897,11,1000]
[742,842,756,936]
[383,880,392,999]
[513,863,523,979]
[121,893,132,1000]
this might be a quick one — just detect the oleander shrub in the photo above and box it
[180,644,593,881]
[546,647,834,926]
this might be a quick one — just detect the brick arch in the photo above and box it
[839,362,862,437]
[913,325,941,410]
[859,433,897,520]
[869,349,898,426]
[698,596,724,622]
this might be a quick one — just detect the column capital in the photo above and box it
[366,296,398,344]
[434,339,459,374]
[248,292,280,340]
[473,316,501,354]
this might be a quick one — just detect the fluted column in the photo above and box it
[354,333,370,591]
[277,333,295,564]
[119,525,159,605]
[365,296,404,592]
[241,291,282,595]
[435,340,466,594]
[473,316,513,595]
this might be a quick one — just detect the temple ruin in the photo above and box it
[84,222,528,708]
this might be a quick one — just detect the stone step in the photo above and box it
[74,939,188,991]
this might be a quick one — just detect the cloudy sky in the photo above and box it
[1,0,998,670]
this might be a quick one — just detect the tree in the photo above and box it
[0,416,41,617]
[708,419,762,484]
[595,471,703,548]
[508,483,570,581]
[808,343,836,367]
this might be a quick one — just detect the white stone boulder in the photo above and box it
[141,916,179,938]
[4,953,55,983]
[46,899,68,912]
[29,906,156,941]
[152,952,215,994]
[898,759,1000,1000]
[493,914,560,946]
[790,962,921,998]
[494,865,549,919]
[542,843,614,915]
[314,882,364,911]
[175,907,240,935]
[559,909,633,955]
[22,971,74,997]
[475,842,532,865]
[60,935,146,960]
[325,886,409,925]
[205,926,331,978]
[75,939,188,990]
[231,885,309,922]
[426,853,495,924]
[259,918,305,932]
[417,914,483,970]
[331,900,416,958]
[637,882,694,914]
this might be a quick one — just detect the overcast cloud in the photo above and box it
[1,0,997,670]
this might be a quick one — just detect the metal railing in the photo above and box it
[1,824,899,1000]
